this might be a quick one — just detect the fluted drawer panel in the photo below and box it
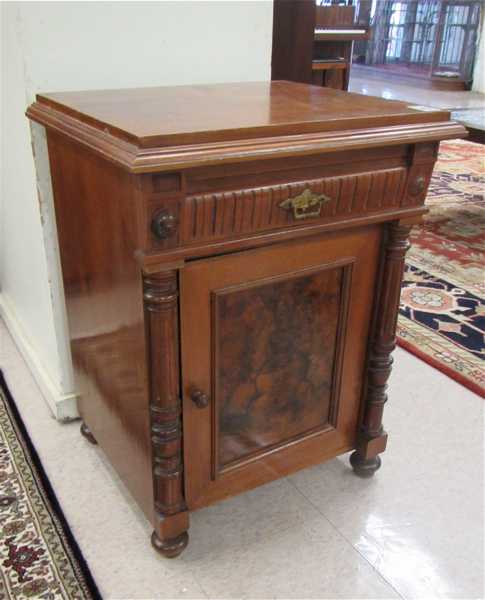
[181,168,406,244]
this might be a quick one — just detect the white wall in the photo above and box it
[1,1,273,419]
[1,3,76,418]
[472,8,485,93]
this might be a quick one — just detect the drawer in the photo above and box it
[145,161,431,252]
[179,168,406,245]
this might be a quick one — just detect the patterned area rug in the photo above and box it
[0,371,101,599]
[398,139,485,397]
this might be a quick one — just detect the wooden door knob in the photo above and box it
[190,388,209,409]
[151,210,177,240]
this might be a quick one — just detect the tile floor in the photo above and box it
[0,318,483,599]
[349,74,485,111]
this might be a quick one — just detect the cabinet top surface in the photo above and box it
[34,80,450,148]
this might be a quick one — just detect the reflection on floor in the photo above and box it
[350,74,485,110]
[350,73,485,144]
[1,317,483,599]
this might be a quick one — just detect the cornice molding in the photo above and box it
[27,102,466,174]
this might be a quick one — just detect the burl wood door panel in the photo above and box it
[181,226,382,509]
[215,266,344,469]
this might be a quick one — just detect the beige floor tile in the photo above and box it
[187,513,399,599]
[354,519,483,600]
[1,318,483,599]
[182,477,321,562]
[289,348,484,600]
[349,75,485,110]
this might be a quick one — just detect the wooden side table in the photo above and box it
[27,81,465,557]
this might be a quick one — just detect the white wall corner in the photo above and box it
[30,122,77,395]
[0,293,79,422]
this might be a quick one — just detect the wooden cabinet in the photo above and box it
[27,81,465,558]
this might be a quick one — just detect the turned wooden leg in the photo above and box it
[144,270,189,558]
[352,222,412,475]
[80,421,97,445]
[350,452,381,478]
[151,512,189,558]
[151,531,189,558]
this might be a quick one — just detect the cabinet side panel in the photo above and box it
[46,132,153,520]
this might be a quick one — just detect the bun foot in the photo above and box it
[151,531,188,558]
[350,451,381,478]
[80,421,97,445]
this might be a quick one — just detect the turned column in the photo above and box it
[351,221,412,477]
[143,269,189,557]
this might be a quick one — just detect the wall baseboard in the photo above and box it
[0,294,79,422]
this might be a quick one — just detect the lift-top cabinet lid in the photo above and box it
[26,80,465,173]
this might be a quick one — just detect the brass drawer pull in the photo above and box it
[279,188,331,220]
[190,388,209,409]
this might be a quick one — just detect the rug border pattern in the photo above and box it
[0,371,101,599]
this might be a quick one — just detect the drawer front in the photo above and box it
[180,168,406,245]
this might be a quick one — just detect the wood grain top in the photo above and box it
[27,81,466,173]
[33,81,450,148]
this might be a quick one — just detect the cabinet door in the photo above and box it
[181,226,382,509]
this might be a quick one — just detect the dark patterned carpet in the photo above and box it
[397,139,485,397]
[0,371,101,599]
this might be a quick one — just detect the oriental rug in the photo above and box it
[0,371,101,599]
[397,139,485,397]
